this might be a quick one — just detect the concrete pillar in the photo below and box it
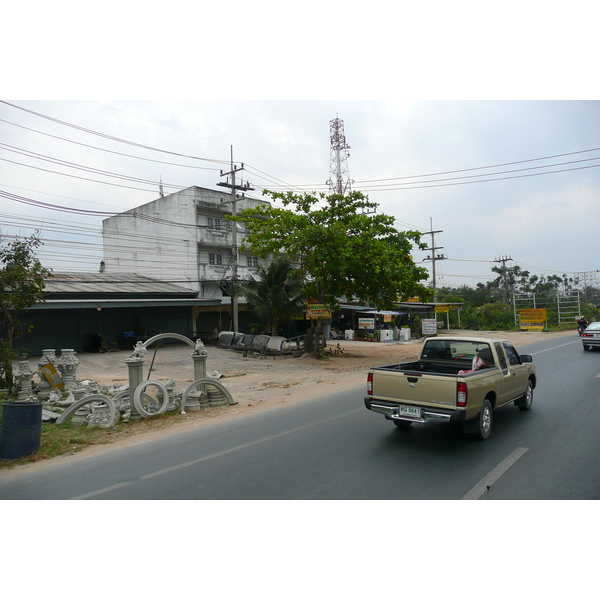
[125,356,145,420]
[16,360,34,400]
[192,352,207,381]
[184,343,209,412]
[58,349,79,389]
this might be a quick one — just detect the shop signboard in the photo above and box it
[422,318,437,335]
[306,303,332,319]
[358,318,375,329]
[520,308,547,331]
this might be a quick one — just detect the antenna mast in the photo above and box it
[326,116,353,195]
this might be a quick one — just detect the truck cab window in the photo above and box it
[502,342,520,365]
[494,342,508,373]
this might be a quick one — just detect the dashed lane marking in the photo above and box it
[462,447,528,500]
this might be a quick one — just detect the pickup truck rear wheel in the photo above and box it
[393,419,413,429]
[518,380,534,411]
[475,399,493,440]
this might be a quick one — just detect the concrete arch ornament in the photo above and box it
[132,380,170,418]
[181,379,237,414]
[56,394,116,428]
[142,333,196,350]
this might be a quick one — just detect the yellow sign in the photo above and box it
[520,308,547,331]
[41,363,64,390]
[405,297,420,302]
[306,303,332,319]
[435,306,449,313]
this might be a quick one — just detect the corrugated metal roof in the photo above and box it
[30,298,220,310]
[43,272,197,296]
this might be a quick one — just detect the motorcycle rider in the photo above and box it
[577,316,589,334]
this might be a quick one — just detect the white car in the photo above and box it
[582,322,600,351]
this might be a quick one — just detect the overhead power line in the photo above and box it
[0,143,186,189]
[354,147,600,183]
[0,156,163,194]
[261,159,600,193]
[354,156,600,191]
[0,118,225,171]
[0,100,231,164]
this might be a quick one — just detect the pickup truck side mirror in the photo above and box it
[519,354,533,363]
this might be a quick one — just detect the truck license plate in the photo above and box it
[398,405,421,419]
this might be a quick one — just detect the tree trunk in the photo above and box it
[1,320,15,387]
[312,318,325,358]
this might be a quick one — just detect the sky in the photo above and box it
[2,99,599,290]
[2,3,600,295]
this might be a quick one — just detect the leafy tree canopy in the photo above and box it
[231,190,429,310]
[0,232,52,387]
[233,257,304,336]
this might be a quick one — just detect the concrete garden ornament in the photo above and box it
[23,334,237,429]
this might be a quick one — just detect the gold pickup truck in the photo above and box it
[364,336,536,440]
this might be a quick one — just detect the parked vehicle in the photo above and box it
[582,322,600,351]
[365,336,536,440]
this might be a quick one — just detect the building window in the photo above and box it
[207,216,221,230]
[209,252,223,265]
[246,256,259,268]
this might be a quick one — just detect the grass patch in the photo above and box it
[0,402,186,469]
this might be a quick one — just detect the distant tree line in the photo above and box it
[435,265,600,331]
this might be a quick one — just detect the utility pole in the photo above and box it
[217,146,253,333]
[493,256,513,304]
[423,221,446,303]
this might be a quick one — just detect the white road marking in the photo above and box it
[461,447,528,500]
[69,408,363,499]
[531,340,580,354]
[71,481,134,500]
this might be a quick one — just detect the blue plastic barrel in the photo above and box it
[0,401,42,460]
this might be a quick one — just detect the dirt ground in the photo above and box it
[3,329,574,474]
[73,328,572,411]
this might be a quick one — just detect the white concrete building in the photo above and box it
[102,185,271,314]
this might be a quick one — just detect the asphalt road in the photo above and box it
[1,334,599,500]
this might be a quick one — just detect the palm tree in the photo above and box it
[234,258,304,336]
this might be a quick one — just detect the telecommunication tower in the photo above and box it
[326,117,353,195]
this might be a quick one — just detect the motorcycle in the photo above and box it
[578,323,588,336]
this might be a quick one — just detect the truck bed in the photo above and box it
[373,360,498,376]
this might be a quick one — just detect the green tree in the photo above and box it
[231,190,428,355]
[233,257,304,336]
[0,233,52,388]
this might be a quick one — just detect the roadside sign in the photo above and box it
[520,308,547,331]
[422,318,437,335]
[306,303,332,319]
[358,318,375,329]
[41,363,64,390]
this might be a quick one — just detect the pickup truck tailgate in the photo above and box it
[371,368,457,408]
